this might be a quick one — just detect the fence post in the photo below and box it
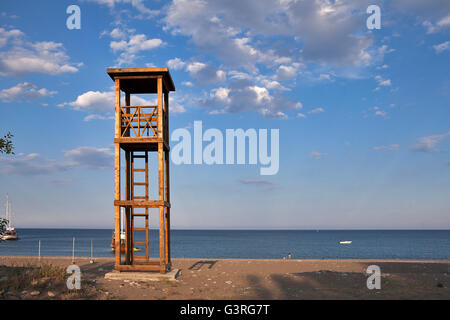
[72,237,75,263]
[90,239,94,264]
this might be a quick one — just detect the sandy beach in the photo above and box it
[0,256,449,300]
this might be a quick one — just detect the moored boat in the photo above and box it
[1,194,18,241]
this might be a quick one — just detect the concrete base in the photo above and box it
[104,269,180,282]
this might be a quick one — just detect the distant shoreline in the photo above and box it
[2,256,450,263]
[9,228,450,231]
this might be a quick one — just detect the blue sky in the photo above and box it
[0,0,449,229]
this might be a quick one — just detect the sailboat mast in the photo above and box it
[9,199,12,227]
[5,194,9,227]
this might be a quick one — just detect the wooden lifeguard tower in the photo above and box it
[107,68,174,274]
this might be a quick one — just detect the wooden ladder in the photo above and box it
[131,151,149,262]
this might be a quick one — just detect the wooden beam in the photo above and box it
[114,78,121,269]
[115,79,121,138]
[125,151,131,264]
[114,200,170,208]
[157,76,163,139]
[114,264,166,272]
[165,150,171,265]
[114,143,121,269]
[158,141,165,273]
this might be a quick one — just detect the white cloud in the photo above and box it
[310,151,327,160]
[374,75,392,90]
[197,79,301,119]
[308,107,324,114]
[365,106,389,119]
[0,82,56,102]
[373,144,400,151]
[376,64,389,70]
[0,28,80,76]
[392,0,450,33]
[261,79,289,91]
[83,114,114,122]
[433,41,450,54]
[375,110,387,118]
[275,63,302,81]
[110,33,163,65]
[60,90,114,113]
[186,61,226,84]
[0,153,72,176]
[0,146,115,176]
[238,178,278,189]
[63,146,113,169]
[167,57,186,70]
[167,58,226,84]
[84,0,159,17]
[103,26,163,65]
[110,34,162,53]
[61,90,185,116]
[0,27,23,48]
[412,132,450,153]
[182,81,194,87]
[423,15,450,34]
[164,0,379,71]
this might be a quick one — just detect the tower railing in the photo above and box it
[120,105,158,137]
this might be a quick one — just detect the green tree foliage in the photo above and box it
[0,132,14,155]
[0,218,8,231]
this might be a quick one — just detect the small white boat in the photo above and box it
[1,228,18,240]
[339,240,352,244]
[1,194,18,241]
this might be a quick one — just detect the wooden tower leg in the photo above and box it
[158,141,166,273]
[114,144,121,269]
[164,149,171,267]
[124,150,131,264]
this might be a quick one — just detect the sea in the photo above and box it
[0,229,449,260]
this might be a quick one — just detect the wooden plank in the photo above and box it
[114,200,170,207]
[115,137,164,143]
[165,150,171,265]
[115,79,120,138]
[125,151,130,264]
[158,141,165,273]
[114,143,121,269]
[125,92,130,137]
[157,77,163,139]
[114,264,162,271]
[145,151,149,260]
[133,261,160,266]
[113,78,121,269]
[108,67,169,73]
[133,182,147,186]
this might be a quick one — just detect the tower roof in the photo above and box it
[107,67,175,94]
